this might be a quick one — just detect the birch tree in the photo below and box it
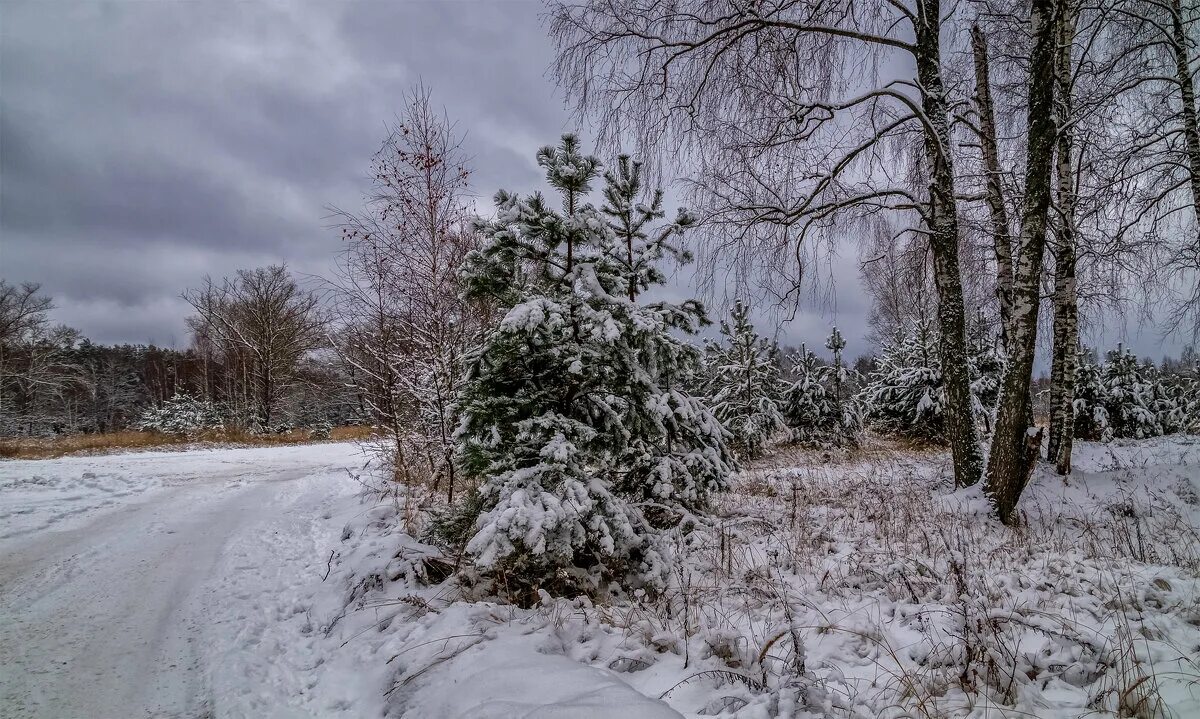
[969,27,1017,350]
[549,0,986,488]
[1047,11,1081,475]
[983,0,1060,523]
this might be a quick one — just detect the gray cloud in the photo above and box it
[0,0,568,346]
[0,1,1185,363]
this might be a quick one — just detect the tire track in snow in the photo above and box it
[0,444,362,719]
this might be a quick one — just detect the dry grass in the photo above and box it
[0,425,375,460]
[591,439,1200,717]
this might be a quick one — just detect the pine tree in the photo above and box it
[825,326,864,440]
[967,320,1005,435]
[859,321,946,441]
[1071,348,1111,442]
[782,328,862,447]
[1149,374,1187,436]
[443,135,733,600]
[703,300,788,458]
[137,393,224,436]
[1101,346,1161,439]
[783,344,834,445]
[1142,360,1199,437]
[600,155,694,301]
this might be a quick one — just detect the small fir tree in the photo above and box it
[1071,348,1111,441]
[782,328,862,447]
[703,300,788,457]
[443,136,733,599]
[1101,346,1161,439]
[859,321,945,441]
[137,394,224,436]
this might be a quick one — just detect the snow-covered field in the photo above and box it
[2,436,1198,718]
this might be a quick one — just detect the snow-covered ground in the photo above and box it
[330,436,1200,719]
[2,436,1198,718]
[0,442,370,718]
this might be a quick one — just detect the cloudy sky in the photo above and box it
[0,0,1186,362]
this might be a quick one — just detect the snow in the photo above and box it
[0,442,370,718]
[3,435,1198,718]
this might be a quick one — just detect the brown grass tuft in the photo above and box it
[0,425,375,460]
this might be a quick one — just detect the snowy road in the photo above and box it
[0,443,368,719]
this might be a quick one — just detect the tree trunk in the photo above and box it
[985,0,1059,523]
[1048,3,1079,473]
[1169,0,1200,223]
[916,0,984,488]
[971,26,1015,350]
[260,362,273,429]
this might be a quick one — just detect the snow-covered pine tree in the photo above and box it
[1179,377,1200,434]
[859,321,945,441]
[703,300,788,457]
[1149,375,1186,435]
[782,328,862,447]
[137,394,224,436]
[967,318,1005,435]
[824,326,865,441]
[444,136,733,600]
[600,154,694,301]
[1071,348,1111,441]
[783,344,835,445]
[1144,363,1198,436]
[1101,346,1161,439]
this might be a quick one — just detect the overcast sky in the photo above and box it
[0,0,1188,363]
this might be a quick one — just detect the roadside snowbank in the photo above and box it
[323,435,1199,718]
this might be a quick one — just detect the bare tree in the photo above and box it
[983,0,1060,523]
[328,84,482,495]
[0,281,53,350]
[183,265,325,430]
[969,27,1018,350]
[0,282,86,435]
[1047,2,1081,475]
[549,0,987,488]
[1102,0,1200,336]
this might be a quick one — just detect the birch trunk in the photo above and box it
[985,0,1059,523]
[971,26,1015,350]
[917,0,984,488]
[1169,0,1200,223]
[1048,4,1079,473]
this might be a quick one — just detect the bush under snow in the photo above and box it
[136,394,224,436]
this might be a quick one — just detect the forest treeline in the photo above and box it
[0,275,358,438]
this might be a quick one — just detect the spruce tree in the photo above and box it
[859,321,946,441]
[1101,346,1161,439]
[782,328,862,447]
[702,300,788,457]
[1071,348,1111,441]
[444,135,733,599]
